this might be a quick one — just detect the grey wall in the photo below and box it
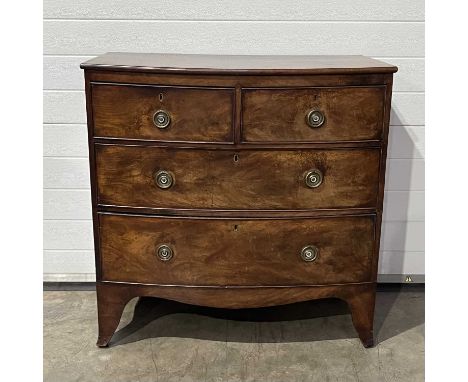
[43,0,425,282]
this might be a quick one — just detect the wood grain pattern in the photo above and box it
[242,86,385,142]
[80,53,397,349]
[99,213,375,286]
[95,145,381,210]
[91,83,234,142]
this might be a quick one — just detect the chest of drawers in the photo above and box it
[80,53,397,348]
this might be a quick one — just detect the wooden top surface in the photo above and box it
[80,53,398,75]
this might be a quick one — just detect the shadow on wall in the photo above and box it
[380,109,424,280]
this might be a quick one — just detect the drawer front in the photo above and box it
[91,84,235,142]
[100,214,375,286]
[242,86,385,142]
[96,145,380,210]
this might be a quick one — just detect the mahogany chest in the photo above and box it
[80,53,397,348]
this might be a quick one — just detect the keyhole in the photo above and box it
[233,154,239,162]
[234,225,239,231]
[159,93,163,102]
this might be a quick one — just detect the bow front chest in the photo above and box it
[80,53,397,348]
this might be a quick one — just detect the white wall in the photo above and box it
[43,0,425,282]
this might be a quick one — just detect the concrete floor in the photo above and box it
[44,286,424,382]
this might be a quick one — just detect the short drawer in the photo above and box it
[91,83,235,142]
[96,145,380,210]
[242,86,385,142]
[99,214,375,286]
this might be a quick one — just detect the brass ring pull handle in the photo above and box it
[306,109,325,128]
[154,170,174,189]
[304,169,323,188]
[156,244,173,261]
[153,109,171,129]
[300,245,319,262]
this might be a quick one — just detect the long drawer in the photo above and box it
[95,145,381,210]
[242,86,385,143]
[99,213,375,286]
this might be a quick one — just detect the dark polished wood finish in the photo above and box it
[92,83,234,142]
[242,86,385,143]
[99,213,375,286]
[81,53,396,75]
[81,53,397,348]
[96,145,381,210]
